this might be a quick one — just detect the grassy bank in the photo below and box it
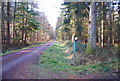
[37,42,119,77]
[38,43,71,71]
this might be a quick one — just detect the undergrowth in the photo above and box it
[1,41,47,56]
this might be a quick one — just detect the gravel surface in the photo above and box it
[2,41,54,79]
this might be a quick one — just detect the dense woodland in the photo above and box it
[0,1,54,53]
[0,1,120,79]
[0,1,119,55]
[56,2,119,54]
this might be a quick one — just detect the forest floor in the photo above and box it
[2,41,119,80]
[2,41,48,54]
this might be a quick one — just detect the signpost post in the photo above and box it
[73,37,77,64]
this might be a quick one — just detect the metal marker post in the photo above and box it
[73,37,77,64]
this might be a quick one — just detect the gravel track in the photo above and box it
[2,41,119,80]
[2,41,54,79]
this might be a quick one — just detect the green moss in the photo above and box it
[86,42,92,55]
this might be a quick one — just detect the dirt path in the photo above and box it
[2,41,119,80]
[2,41,54,79]
[2,41,81,79]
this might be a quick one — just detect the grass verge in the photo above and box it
[38,43,119,76]
[38,43,71,71]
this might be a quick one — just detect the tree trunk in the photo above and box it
[86,2,96,54]
[13,0,16,43]
[117,2,120,44]
[101,2,105,48]
[6,2,10,46]
[21,17,25,44]
[1,2,5,44]
[112,3,115,44]
[107,2,112,47]
[71,9,76,42]
[22,3,25,44]
[24,2,28,44]
[37,31,39,42]
[0,1,2,53]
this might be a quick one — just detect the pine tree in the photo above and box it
[86,2,96,54]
